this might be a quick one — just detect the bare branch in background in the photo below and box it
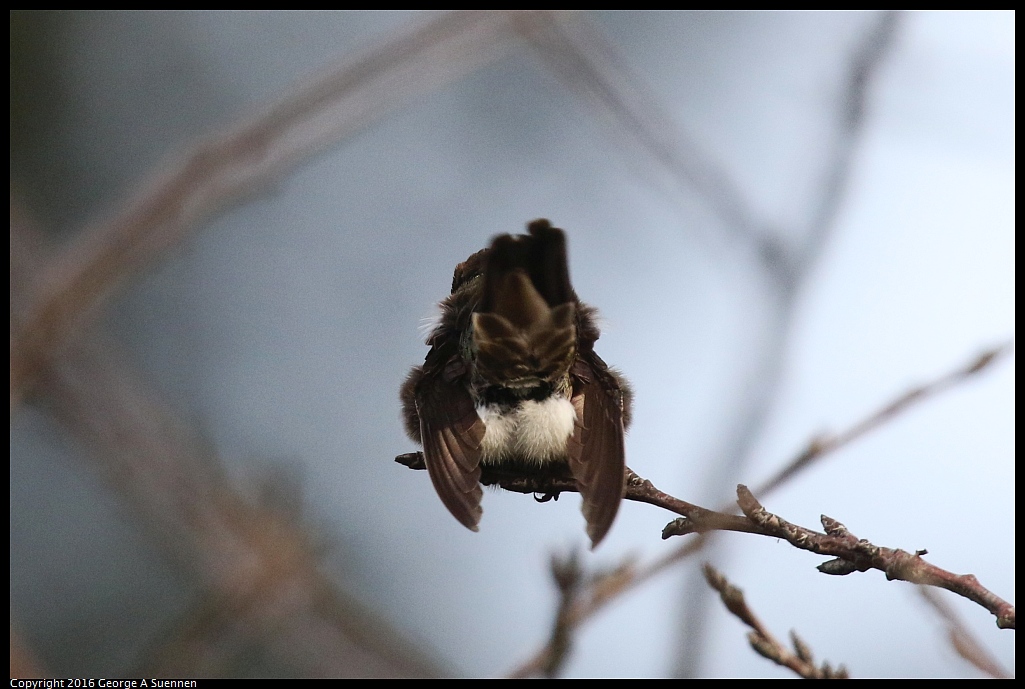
[703,564,849,679]
[38,335,441,678]
[10,10,527,409]
[754,342,1014,496]
[796,10,900,273]
[12,204,443,678]
[503,341,1013,676]
[9,624,46,680]
[919,587,1012,679]
[542,552,584,678]
[513,11,762,250]
[11,13,552,672]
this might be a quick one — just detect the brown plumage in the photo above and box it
[400,219,631,547]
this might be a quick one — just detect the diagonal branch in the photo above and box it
[512,11,762,249]
[11,10,527,410]
[542,551,584,679]
[396,454,768,537]
[919,587,1012,679]
[753,342,1014,496]
[795,10,901,273]
[13,202,444,678]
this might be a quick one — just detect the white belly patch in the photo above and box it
[477,396,577,464]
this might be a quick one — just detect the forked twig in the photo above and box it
[703,564,849,679]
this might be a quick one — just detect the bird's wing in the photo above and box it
[415,354,486,531]
[567,356,627,548]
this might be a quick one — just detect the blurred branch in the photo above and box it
[796,10,900,273]
[513,11,762,249]
[516,11,900,286]
[919,587,1012,679]
[496,341,1012,676]
[536,551,585,679]
[10,10,527,410]
[703,564,849,679]
[12,200,443,678]
[10,12,556,669]
[754,342,1014,496]
[41,331,441,678]
[9,624,46,679]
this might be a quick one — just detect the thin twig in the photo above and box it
[626,470,766,537]
[703,564,849,679]
[918,587,1012,679]
[754,342,1014,497]
[646,343,1012,587]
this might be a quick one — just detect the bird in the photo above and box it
[400,219,631,547]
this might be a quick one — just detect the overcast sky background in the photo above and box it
[10,11,1014,678]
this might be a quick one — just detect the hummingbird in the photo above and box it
[400,219,631,547]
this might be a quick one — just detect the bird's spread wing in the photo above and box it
[415,356,486,531]
[567,356,627,547]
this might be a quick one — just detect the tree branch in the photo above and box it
[400,342,1015,676]
[400,451,1015,630]
[732,486,1014,630]
[541,551,584,679]
[511,11,763,249]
